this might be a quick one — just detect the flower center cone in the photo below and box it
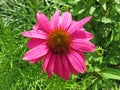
[47,28,71,55]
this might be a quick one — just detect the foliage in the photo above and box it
[0,0,120,90]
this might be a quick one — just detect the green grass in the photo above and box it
[0,0,120,90]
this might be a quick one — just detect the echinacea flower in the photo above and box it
[22,10,95,80]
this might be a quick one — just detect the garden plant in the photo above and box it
[0,0,120,90]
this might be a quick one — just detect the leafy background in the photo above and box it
[0,0,120,90]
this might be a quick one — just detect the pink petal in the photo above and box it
[66,57,78,75]
[78,16,92,27]
[68,20,77,29]
[78,27,85,31]
[32,23,40,30]
[50,10,60,29]
[71,39,96,52]
[68,16,92,34]
[61,55,70,80]
[71,50,86,72]
[54,55,62,77]
[71,30,93,40]
[22,30,47,39]
[37,12,51,33]
[77,51,86,61]
[84,31,93,40]
[47,54,56,78]
[29,57,43,64]
[59,12,72,29]
[42,52,51,73]
[22,44,48,60]
[27,38,45,49]
[67,50,86,73]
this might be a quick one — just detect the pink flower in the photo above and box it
[22,10,95,80]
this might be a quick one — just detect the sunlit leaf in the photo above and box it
[116,4,120,14]
[114,0,120,4]
[100,68,120,80]
[100,17,112,23]
[89,6,96,15]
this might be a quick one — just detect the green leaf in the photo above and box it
[97,0,108,11]
[102,3,106,11]
[116,4,120,14]
[115,0,120,4]
[101,17,112,23]
[92,80,98,90]
[100,68,120,80]
[89,6,96,15]
[68,0,80,4]
[72,8,85,16]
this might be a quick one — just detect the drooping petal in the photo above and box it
[27,38,45,49]
[54,55,62,77]
[29,56,43,64]
[50,10,60,29]
[70,50,86,72]
[61,55,70,80]
[68,16,92,34]
[71,30,93,40]
[47,54,56,78]
[22,44,48,60]
[42,52,51,73]
[22,30,47,39]
[77,51,86,61]
[37,12,51,33]
[67,50,86,73]
[71,39,96,52]
[66,57,78,75]
[59,12,72,29]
